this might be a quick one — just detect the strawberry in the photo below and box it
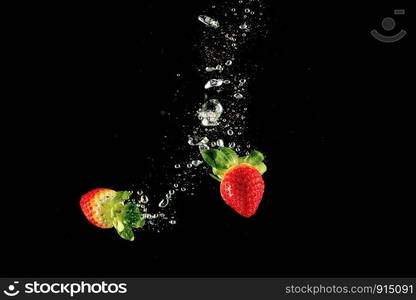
[201,147,267,217]
[80,188,145,241]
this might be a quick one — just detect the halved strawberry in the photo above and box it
[201,147,267,217]
[80,188,145,241]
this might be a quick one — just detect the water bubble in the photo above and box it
[245,8,250,13]
[137,190,143,195]
[237,131,243,135]
[239,23,248,30]
[204,79,223,89]
[188,136,209,146]
[174,183,179,188]
[192,160,203,167]
[211,142,217,147]
[233,93,243,99]
[223,80,231,84]
[205,66,217,72]
[227,129,234,136]
[159,198,169,208]
[199,144,210,152]
[198,99,223,126]
[169,189,175,195]
[231,8,236,12]
[181,187,186,192]
[225,60,233,66]
[216,65,224,72]
[217,139,224,147]
[174,164,181,169]
[239,79,247,85]
[187,163,192,168]
[139,195,149,203]
[198,15,220,29]
[229,142,236,148]
[225,34,236,42]
[169,220,177,225]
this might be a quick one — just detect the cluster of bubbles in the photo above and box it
[131,0,266,233]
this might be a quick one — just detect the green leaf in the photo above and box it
[112,191,133,204]
[243,150,265,165]
[123,203,146,229]
[113,217,125,232]
[201,147,240,170]
[209,173,222,182]
[218,147,239,165]
[212,167,226,178]
[117,227,134,241]
[253,162,267,175]
[201,149,228,169]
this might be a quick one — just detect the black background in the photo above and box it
[4,1,413,277]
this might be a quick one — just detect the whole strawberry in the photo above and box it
[80,188,145,241]
[201,147,267,217]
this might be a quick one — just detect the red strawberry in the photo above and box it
[80,188,145,241]
[201,147,267,217]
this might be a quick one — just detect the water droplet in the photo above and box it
[227,129,234,136]
[139,195,149,203]
[198,99,223,126]
[225,60,233,66]
[174,183,179,188]
[233,93,243,99]
[223,80,231,84]
[159,198,169,208]
[237,131,242,135]
[192,160,203,167]
[231,8,236,12]
[229,142,236,148]
[174,164,181,168]
[239,23,248,30]
[181,187,186,192]
[198,15,220,28]
[211,142,217,147]
[187,163,192,168]
[217,139,225,147]
[169,220,177,225]
[205,66,217,72]
[169,189,175,195]
[216,65,224,72]
[245,8,250,13]
[137,190,143,195]
[204,79,223,89]
[239,79,246,85]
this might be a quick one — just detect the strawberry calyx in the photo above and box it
[201,147,267,181]
[105,191,146,241]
